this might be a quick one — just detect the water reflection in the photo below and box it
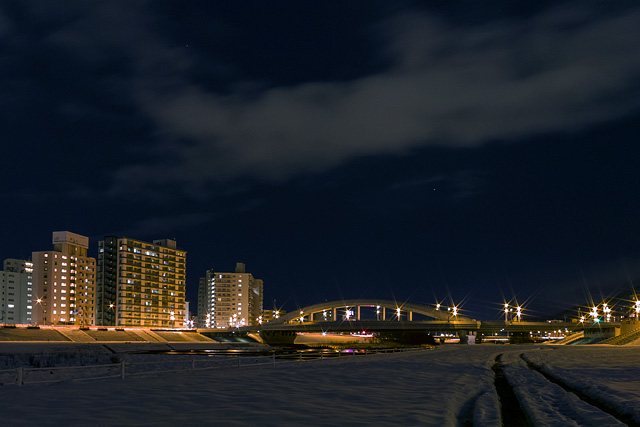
[144,346,414,360]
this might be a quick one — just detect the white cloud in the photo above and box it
[8,3,637,193]
[118,4,640,192]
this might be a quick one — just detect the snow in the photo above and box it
[500,351,625,426]
[1,344,639,426]
[0,346,501,426]
[521,346,640,423]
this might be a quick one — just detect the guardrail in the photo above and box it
[0,347,427,386]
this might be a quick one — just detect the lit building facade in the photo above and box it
[199,263,263,328]
[97,237,186,328]
[0,259,34,324]
[32,231,96,325]
[197,276,208,327]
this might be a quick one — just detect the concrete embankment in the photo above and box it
[0,326,270,354]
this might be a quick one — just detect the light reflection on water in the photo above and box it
[146,347,409,360]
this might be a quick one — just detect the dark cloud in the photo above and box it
[125,212,213,239]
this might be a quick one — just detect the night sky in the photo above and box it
[2,1,639,320]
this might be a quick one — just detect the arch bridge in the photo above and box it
[272,299,472,324]
[239,299,593,345]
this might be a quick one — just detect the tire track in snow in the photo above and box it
[492,354,531,426]
[520,354,640,427]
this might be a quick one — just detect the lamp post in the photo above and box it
[107,302,115,326]
[602,303,611,322]
[447,306,458,321]
[35,298,45,326]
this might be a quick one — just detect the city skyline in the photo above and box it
[1,1,640,320]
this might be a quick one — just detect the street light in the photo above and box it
[35,297,45,326]
[602,303,611,322]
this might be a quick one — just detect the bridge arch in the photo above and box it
[273,299,472,323]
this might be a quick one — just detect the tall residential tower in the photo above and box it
[31,231,96,325]
[97,237,186,327]
[199,263,263,328]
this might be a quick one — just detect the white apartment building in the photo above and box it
[0,259,34,324]
[199,263,263,328]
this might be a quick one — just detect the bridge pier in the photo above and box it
[259,330,297,346]
[457,330,468,345]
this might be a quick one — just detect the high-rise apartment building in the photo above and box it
[197,276,208,327]
[32,231,96,325]
[0,259,34,324]
[97,236,186,328]
[199,263,263,328]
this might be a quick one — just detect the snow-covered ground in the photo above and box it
[0,344,639,426]
[521,346,640,424]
